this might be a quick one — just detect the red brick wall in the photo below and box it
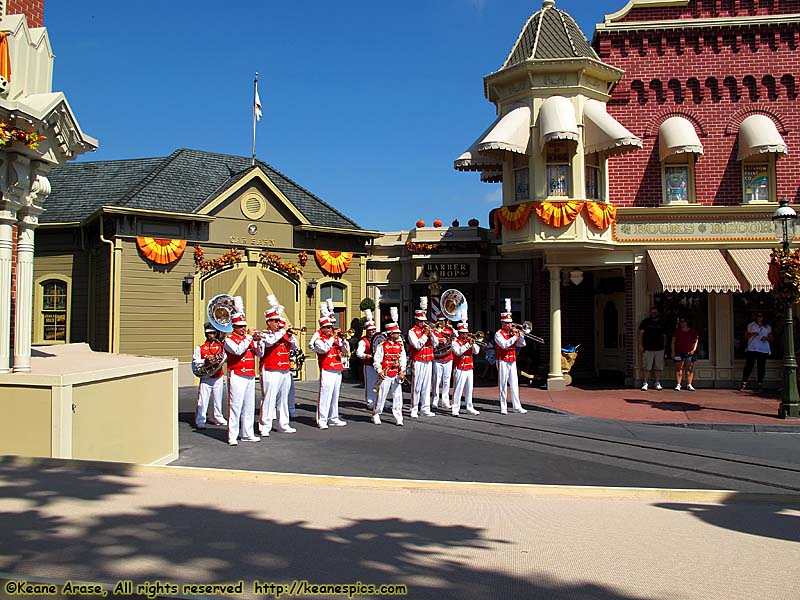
[6,0,44,27]
[596,0,800,207]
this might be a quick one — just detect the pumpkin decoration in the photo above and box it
[433,219,443,228]
[416,220,426,228]
[468,218,479,226]
[452,219,460,227]
[137,237,187,265]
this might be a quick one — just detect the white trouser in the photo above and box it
[260,369,292,432]
[451,368,474,414]
[411,360,433,412]
[317,369,342,425]
[227,373,256,442]
[375,375,404,423]
[497,360,522,412]
[288,377,296,416]
[196,375,225,426]
[432,359,453,406]
[363,364,378,407]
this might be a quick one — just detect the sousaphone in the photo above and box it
[206,294,236,333]
[440,289,467,322]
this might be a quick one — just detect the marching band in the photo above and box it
[192,292,536,446]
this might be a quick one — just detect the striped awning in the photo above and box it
[726,248,773,292]
[647,249,742,293]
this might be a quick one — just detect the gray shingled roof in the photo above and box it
[502,1,599,69]
[42,148,362,230]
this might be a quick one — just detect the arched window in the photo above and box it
[36,277,70,343]
[320,281,348,330]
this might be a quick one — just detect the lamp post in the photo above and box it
[772,198,800,418]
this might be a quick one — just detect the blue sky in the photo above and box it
[47,0,619,231]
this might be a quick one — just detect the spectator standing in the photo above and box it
[672,318,700,391]
[638,307,667,391]
[741,312,772,392]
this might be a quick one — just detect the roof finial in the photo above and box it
[542,0,555,7]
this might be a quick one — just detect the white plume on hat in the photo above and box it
[419,296,428,311]
[326,298,335,314]
[267,294,279,310]
[233,295,245,317]
[320,302,330,318]
[390,306,398,322]
[462,306,468,324]
[504,298,511,313]
[364,308,373,321]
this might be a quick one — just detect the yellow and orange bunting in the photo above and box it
[0,33,10,83]
[583,201,617,230]
[496,202,533,231]
[136,237,187,265]
[534,201,585,228]
[315,250,353,275]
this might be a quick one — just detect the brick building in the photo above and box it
[454,0,790,389]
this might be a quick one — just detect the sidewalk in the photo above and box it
[471,381,797,427]
[1,457,798,600]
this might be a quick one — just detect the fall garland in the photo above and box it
[496,203,534,231]
[768,248,800,303]
[137,237,186,265]
[194,245,244,274]
[315,250,353,275]
[259,250,303,280]
[406,241,488,254]
[583,202,617,230]
[535,201,585,228]
[0,121,46,150]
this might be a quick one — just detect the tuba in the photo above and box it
[207,294,237,333]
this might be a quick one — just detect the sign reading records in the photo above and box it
[424,263,470,278]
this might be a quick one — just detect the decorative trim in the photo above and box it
[584,202,617,230]
[535,201,585,228]
[496,203,533,231]
[644,109,706,139]
[725,106,788,136]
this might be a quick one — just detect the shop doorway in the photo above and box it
[595,291,625,382]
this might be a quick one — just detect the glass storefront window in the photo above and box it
[654,291,709,360]
[664,166,689,203]
[546,142,570,198]
[41,280,68,342]
[585,153,600,200]
[514,167,529,202]
[742,162,770,203]
[732,293,782,359]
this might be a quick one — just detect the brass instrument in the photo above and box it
[336,328,355,339]
[192,347,226,378]
[287,326,306,336]
[511,321,545,344]
[466,331,488,348]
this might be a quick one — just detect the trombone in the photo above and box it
[512,321,545,344]
[287,326,306,336]
[466,331,489,348]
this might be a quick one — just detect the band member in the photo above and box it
[451,322,481,416]
[312,315,350,429]
[372,318,406,426]
[495,301,528,415]
[280,317,298,418]
[224,313,261,445]
[192,324,227,429]
[356,310,378,409]
[256,304,297,436]
[432,317,455,410]
[408,297,438,418]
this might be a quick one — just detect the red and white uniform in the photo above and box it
[225,331,258,443]
[451,336,480,415]
[313,331,350,427]
[356,334,378,408]
[407,323,438,416]
[257,328,298,434]
[494,328,526,413]
[192,340,226,428]
[432,325,454,409]
[372,338,407,424]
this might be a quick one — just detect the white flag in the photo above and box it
[254,85,262,122]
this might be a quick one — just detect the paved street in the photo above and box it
[173,381,800,494]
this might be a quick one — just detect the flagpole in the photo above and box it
[251,72,258,166]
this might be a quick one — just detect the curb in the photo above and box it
[3,455,799,506]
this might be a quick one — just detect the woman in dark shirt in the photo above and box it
[672,318,699,391]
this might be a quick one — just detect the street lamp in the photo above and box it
[772,197,800,418]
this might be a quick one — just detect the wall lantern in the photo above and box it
[182,274,194,295]
[306,278,318,298]
[569,270,584,286]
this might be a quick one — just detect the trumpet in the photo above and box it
[511,321,545,344]
[286,326,306,336]
[335,328,355,339]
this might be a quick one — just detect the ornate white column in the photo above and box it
[0,151,29,373]
[547,266,566,391]
[13,167,49,372]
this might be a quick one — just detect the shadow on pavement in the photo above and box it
[625,399,777,419]
[655,494,800,543]
[0,461,665,600]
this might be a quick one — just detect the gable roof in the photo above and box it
[42,148,362,230]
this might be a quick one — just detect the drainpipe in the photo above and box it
[98,215,117,353]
